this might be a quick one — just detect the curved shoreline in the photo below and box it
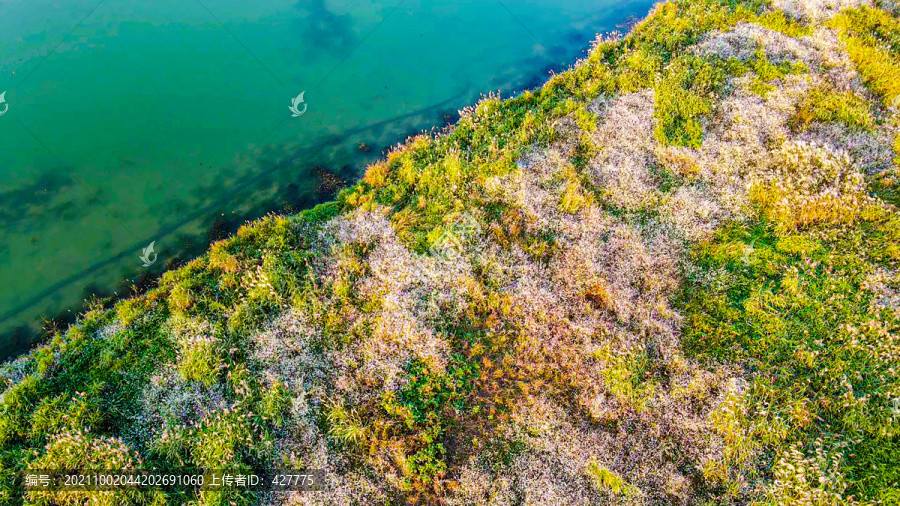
[1,1,898,503]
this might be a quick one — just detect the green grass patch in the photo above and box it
[682,213,900,501]
[830,6,900,106]
[790,84,875,132]
[654,55,728,148]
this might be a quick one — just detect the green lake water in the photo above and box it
[0,0,652,359]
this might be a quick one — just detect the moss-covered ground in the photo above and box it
[1,0,898,504]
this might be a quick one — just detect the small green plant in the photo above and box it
[752,9,813,37]
[587,459,639,497]
[654,55,728,148]
[746,47,806,98]
[177,334,220,386]
[189,409,260,470]
[790,85,874,131]
[325,401,366,446]
[260,380,292,427]
[617,49,663,92]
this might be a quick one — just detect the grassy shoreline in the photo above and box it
[1,0,899,504]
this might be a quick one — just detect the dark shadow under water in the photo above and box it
[0,86,475,360]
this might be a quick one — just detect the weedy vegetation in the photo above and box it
[1,0,898,504]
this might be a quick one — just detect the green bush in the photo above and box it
[654,55,728,148]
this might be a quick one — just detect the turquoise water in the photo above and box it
[0,0,651,358]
